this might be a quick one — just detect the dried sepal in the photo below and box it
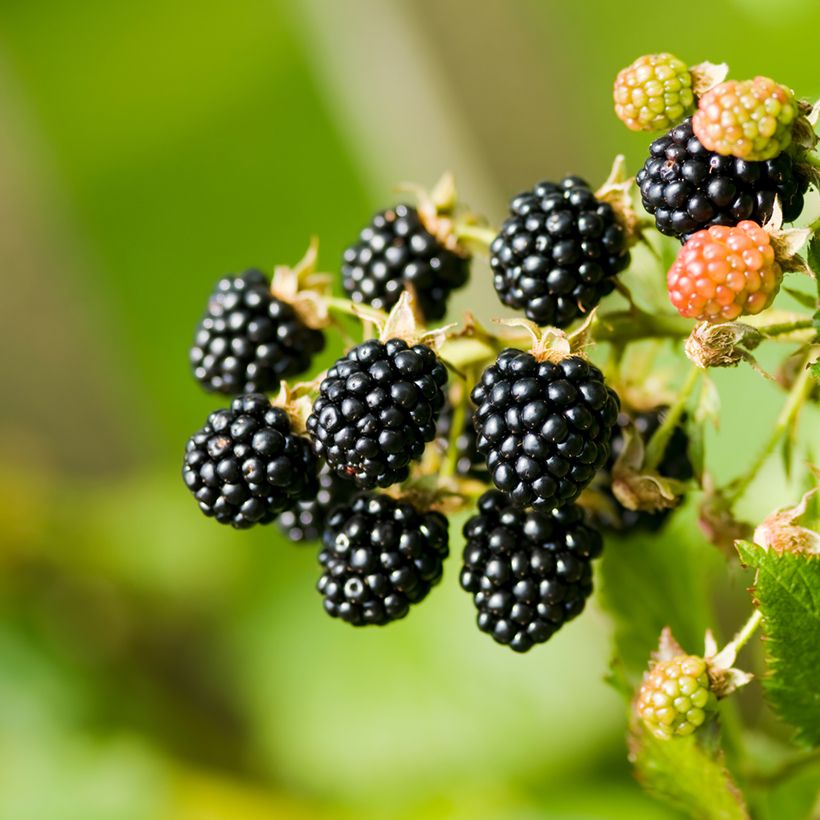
[753,488,820,555]
[595,154,642,247]
[762,198,812,275]
[269,238,334,329]
[653,627,686,664]
[689,61,729,97]
[270,380,315,435]
[684,321,770,378]
[363,289,455,353]
[697,477,752,553]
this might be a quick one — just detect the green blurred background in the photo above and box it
[1,1,819,818]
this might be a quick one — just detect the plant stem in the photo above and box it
[758,318,814,337]
[442,385,467,479]
[594,309,693,343]
[724,352,815,505]
[644,365,702,471]
[728,609,763,657]
[454,223,497,250]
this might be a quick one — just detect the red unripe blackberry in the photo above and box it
[182,394,319,528]
[589,407,694,533]
[342,204,469,321]
[667,220,781,322]
[613,53,695,132]
[307,338,448,489]
[471,350,620,509]
[277,465,357,543]
[190,270,325,394]
[490,178,630,328]
[460,491,602,652]
[693,77,797,162]
[317,492,449,626]
[637,118,808,242]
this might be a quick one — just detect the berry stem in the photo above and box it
[724,350,815,505]
[728,608,764,656]
[644,365,702,472]
[453,223,497,251]
[758,318,815,337]
[442,385,468,480]
[594,309,693,343]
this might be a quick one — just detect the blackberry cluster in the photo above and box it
[317,493,449,626]
[489,177,630,328]
[637,118,808,242]
[342,204,470,321]
[590,407,693,533]
[190,270,325,394]
[460,491,602,652]
[472,351,620,509]
[182,394,318,528]
[307,339,447,489]
[277,465,357,543]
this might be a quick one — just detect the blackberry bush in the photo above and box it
[317,492,449,625]
[182,394,318,528]
[490,177,630,327]
[471,349,620,509]
[636,117,809,241]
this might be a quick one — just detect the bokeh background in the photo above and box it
[1,1,819,818]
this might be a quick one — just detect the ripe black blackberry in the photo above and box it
[190,269,325,394]
[489,177,630,328]
[317,493,449,626]
[460,491,602,652]
[277,465,357,543]
[590,407,694,533]
[637,117,809,242]
[342,204,469,321]
[471,350,620,509]
[307,338,448,489]
[182,394,319,528]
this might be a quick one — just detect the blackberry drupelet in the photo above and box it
[277,465,357,543]
[190,269,325,394]
[307,339,448,489]
[471,350,620,509]
[342,204,469,321]
[489,177,630,328]
[637,117,808,242]
[590,407,693,533]
[317,492,449,626]
[460,490,602,652]
[182,394,319,528]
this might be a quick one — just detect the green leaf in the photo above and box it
[736,541,820,746]
[810,360,820,385]
[782,286,818,312]
[629,722,748,819]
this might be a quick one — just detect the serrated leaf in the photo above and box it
[629,722,748,819]
[736,541,820,746]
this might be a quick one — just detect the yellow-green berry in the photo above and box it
[636,654,716,739]
[613,53,695,132]
[693,77,798,161]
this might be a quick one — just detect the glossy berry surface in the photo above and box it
[637,118,808,241]
[277,465,357,543]
[588,407,694,533]
[342,204,469,321]
[471,351,620,509]
[190,269,325,394]
[460,491,602,652]
[182,394,319,528]
[490,177,630,328]
[637,654,716,739]
[614,53,694,132]
[307,339,448,489]
[317,493,449,626]
[668,220,781,322]
[693,77,797,161]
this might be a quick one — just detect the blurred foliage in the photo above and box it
[1,0,820,818]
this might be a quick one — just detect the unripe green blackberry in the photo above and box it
[614,53,695,132]
[637,654,716,739]
[693,77,798,161]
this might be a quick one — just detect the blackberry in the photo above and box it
[342,204,469,321]
[637,117,808,242]
[489,177,630,328]
[182,394,319,528]
[317,492,449,625]
[277,465,357,543]
[589,407,693,533]
[307,339,448,489]
[471,350,620,509]
[190,269,325,394]
[460,490,602,652]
